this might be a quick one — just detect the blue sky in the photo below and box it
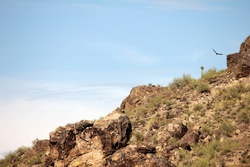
[0,0,250,155]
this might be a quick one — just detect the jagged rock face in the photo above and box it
[46,112,132,167]
[46,111,174,166]
[227,35,250,79]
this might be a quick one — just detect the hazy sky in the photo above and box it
[0,0,249,155]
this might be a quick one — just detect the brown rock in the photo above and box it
[167,121,188,139]
[46,112,132,166]
[105,145,172,167]
[94,112,132,156]
[68,150,104,167]
[181,127,200,150]
[227,35,250,79]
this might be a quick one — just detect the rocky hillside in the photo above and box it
[121,71,250,167]
[1,36,250,167]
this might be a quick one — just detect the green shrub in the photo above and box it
[193,103,203,111]
[194,140,219,165]
[193,156,212,167]
[196,82,210,94]
[15,146,29,156]
[219,82,248,101]
[218,139,239,155]
[201,67,219,81]
[124,109,133,117]
[146,95,161,109]
[178,149,193,166]
[168,138,183,148]
[134,132,144,142]
[27,154,43,166]
[219,120,235,136]
[0,159,8,167]
[193,103,204,111]
[169,74,195,90]
[0,146,30,166]
[193,139,238,167]
[200,124,213,135]
[237,108,250,124]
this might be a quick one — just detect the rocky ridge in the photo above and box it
[44,35,250,166]
[1,36,250,167]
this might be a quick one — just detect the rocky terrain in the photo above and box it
[0,36,250,167]
[227,35,250,79]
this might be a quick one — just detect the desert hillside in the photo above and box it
[0,36,250,167]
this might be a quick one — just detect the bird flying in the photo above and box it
[213,49,223,55]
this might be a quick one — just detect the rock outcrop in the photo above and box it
[227,35,250,79]
[181,126,200,150]
[46,112,132,167]
[121,85,163,110]
[167,121,188,139]
[46,111,174,167]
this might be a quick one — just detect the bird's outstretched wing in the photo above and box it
[213,49,223,55]
[213,49,217,54]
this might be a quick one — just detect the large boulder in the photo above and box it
[167,121,188,139]
[181,126,201,150]
[46,112,132,166]
[227,36,250,79]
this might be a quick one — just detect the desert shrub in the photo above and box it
[219,82,248,101]
[193,140,219,166]
[168,74,195,90]
[124,109,133,117]
[27,153,43,166]
[151,135,158,145]
[0,146,30,166]
[164,99,172,108]
[134,132,144,142]
[194,156,214,167]
[196,82,210,94]
[151,115,169,126]
[219,120,235,136]
[218,139,239,155]
[0,159,8,167]
[237,108,250,124]
[193,103,203,111]
[168,138,183,148]
[200,124,213,135]
[178,149,193,167]
[146,95,162,109]
[214,99,233,112]
[193,139,238,167]
[201,67,219,81]
[136,107,148,117]
[214,82,249,113]
[15,146,29,156]
[3,152,19,165]
[193,103,204,111]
